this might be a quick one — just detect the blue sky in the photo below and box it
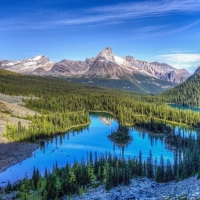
[0,0,200,72]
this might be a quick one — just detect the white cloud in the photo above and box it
[156,54,200,72]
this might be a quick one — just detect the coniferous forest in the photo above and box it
[1,68,200,199]
[160,67,200,107]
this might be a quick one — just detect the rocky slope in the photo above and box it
[124,56,191,83]
[0,93,39,173]
[0,47,191,84]
[69,176,200,200]
[50,59,89,77]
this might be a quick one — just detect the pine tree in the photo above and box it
[165,159,173,182]
[155,155,165,182]
[55,176,62,199]
[138,150,143,176]
[147,150,154,178]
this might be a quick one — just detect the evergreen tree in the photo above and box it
[155,155,165,182]
[147,150,154,178]
[165,159,173,182]
[138,150,143,176]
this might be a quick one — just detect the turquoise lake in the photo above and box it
[168,103,200,112]
[0,112,197,187]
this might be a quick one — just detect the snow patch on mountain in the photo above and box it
[32,55,43,61]
[24,61,37,67]
[114,55,124,66]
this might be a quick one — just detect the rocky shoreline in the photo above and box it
[1,175,200,199]
[0,93,40,174]
[0,139,39,173]
[70,176,200,200]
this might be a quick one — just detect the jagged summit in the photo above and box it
[97,47,115,61]
[31,55,45,60]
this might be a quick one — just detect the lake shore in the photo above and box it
[70,176,200,200]
[0,137,39,173]
[0,93,40,173]
[1,175,200,199]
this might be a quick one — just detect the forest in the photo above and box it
[1,68,200,199]
[160,66,200,107]
[3,127,200,199]
[1,68,200,142]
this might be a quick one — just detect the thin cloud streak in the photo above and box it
[91,0,200,14]
[135,20,200,39]
[1,0,200,30]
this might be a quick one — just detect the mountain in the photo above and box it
[84,47,139,79]
[50,59,89,77]
[125,58,191,83]
[0,55,54,75]
[0,47,191,94]
[0,47,191,83]
[48,47,190,83]
[160,66,200,107]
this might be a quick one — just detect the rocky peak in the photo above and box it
[124,56,135,65]
[30,55,50,64]
[97,47,115,62]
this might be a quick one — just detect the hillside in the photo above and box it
[64,76,178,94]
[160,66,200,107]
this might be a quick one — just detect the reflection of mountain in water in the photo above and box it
[99,117,113,126]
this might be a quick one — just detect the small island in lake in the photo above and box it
[108,125,133,147]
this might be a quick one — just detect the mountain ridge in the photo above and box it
[0,47,191,84]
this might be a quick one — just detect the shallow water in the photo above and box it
[0,114,175,186]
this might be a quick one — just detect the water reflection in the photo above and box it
[0,113,189,186]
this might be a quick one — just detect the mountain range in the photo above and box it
[0,47,191,94]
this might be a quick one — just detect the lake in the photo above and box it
[0,113,180,186]
[168,104,200,112]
